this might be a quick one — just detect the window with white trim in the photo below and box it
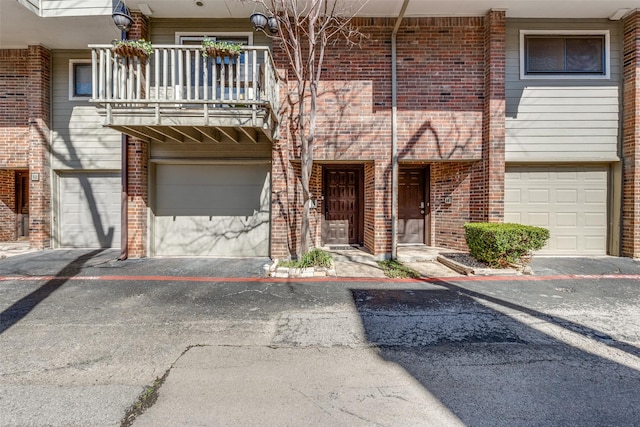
[69,60,92,100]
[520,30,610,80]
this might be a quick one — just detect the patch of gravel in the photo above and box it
[440,253,490,269]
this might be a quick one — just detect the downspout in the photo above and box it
[118,28,129,260]
[391,0,410,259]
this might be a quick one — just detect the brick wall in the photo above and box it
[0,46,50,247]
[622,11,640,257]
[127,137,148,257]
[272,16,501,257]
[27,45,51,249]
[125,11,150,257]
[0,49,30,242]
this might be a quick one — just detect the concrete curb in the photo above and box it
[437,255,520,276]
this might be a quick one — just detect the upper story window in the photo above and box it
[69,60,92,100]
[520,30,610,80]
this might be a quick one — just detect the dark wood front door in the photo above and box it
[15,170,29,238]
[398,168,427,244]
[323,167,363,246]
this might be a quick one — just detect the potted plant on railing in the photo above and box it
[201,38,243,59]
[111,39,153,59]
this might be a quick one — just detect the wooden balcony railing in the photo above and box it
[88,44,279,136]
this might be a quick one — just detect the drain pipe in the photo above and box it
[391,0,410,260]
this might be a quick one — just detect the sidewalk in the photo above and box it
[2,241,640,278]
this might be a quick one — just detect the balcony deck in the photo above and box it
[89,44,279,144]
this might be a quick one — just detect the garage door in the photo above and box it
[505,165,608,255]
[152,163,270,257]
[59,172,121,248]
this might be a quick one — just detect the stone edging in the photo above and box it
[437,255,527,276]
[264,260,337,278]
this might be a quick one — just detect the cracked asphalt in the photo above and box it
[1,249,640,426]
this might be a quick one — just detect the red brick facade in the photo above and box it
[1,10,639,260]
[0,46,50,248]
[622,11,640,258]
[271,13,506,257]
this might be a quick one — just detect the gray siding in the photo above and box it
[52,50,121,170]
[150,141,272,160]
[151,19,273,46]
[506,19,622,162]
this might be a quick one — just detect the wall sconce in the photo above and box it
[267,16,279,34]
[112,0,133,39]
[251,12,279,34]
[250,13,268,31]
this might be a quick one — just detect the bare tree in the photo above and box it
[248,0,365,256]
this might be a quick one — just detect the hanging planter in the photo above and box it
[111,39,153,59]
[201,38,243,59]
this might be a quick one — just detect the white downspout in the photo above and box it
[391,0,410,259]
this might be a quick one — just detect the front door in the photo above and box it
[15,170,29,239]
[323,166,363,246]
[398,168,427,244]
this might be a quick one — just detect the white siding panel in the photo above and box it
[505,19,621,163]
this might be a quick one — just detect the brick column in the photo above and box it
[482,10,506,222]
[27,45,51,249]
[622,11,640,257]
[122,11,150,257]
[127,138,148,257]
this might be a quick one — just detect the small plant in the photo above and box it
[111,39,153,58]
[377,259,421,279]
[464,222,550,268]
[201,38,243,58]
[278,248,333,269]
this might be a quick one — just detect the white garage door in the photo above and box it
[59,172,121,248]
[505,165,608,255]
[152,163,271,257]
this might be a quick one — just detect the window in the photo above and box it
[178,34,251,87]
[520,30,610,80]
[69,60,92,100]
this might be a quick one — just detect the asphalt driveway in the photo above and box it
[1,249,639,426]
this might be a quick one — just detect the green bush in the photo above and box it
[279,248,333,269]
[464,222,550,268]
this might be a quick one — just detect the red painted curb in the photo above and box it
[1,274,640,283]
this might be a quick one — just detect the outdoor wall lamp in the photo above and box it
[267,16,279,34]
[250,12,268,31]
[250,13,279,34]
[112,0,133,34]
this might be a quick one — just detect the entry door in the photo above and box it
[323,167,362,246]
[398,168,427,244]
[15,171,29,238]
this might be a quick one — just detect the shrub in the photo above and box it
[464,222,550,268]
[278,248,333,269]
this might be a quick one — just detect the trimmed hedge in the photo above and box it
[464,222,550,268]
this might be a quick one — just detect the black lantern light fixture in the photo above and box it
[250,12,268,31]
[267,16,279,34]
[112,0,133,39]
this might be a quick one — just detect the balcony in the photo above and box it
[89,44,279,144]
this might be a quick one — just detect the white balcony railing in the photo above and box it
[89,44,279,127]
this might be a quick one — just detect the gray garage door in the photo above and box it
[505,165,608,255]
[152,163,271,257]
[59,172,121,248]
